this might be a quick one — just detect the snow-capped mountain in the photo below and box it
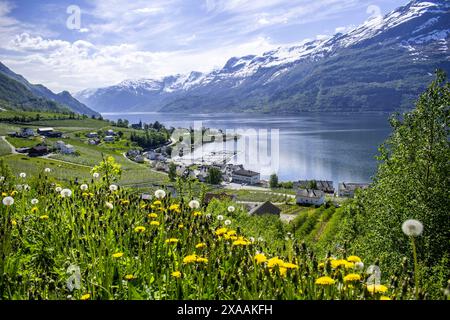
[76,0,450,114]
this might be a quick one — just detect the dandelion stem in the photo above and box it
[410,236,419,300]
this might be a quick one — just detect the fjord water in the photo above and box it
[103,112,392,184]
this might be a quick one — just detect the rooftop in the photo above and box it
[233,169,260,177]
[296,189,325,199]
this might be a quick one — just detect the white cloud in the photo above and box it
[3,32,277,93]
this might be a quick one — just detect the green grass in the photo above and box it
[5,136,43,148]
[0,123,20,136]
[0,138,11,156]
[223,189,292,203]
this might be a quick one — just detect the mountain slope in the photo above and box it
[0,62,100,116]
[76,0,450,114]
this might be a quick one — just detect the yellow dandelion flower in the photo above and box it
[112,252,124,258]
[215,227,227,236]
[169,204,181,212]
[30,207,38,213]
[1,192,7,196]
[279,267,287,276]
[347,255,362,263]
[193,211,202,217]
[343,273,361,283]
[367,284,388,294]
[315,276,335,285]
[318,262,325,269]
[267,257,285,268]
[380,296,391,300]
[150,221,160,226]
[183,254,198,264]
[171,271,182,278]
[165,238,179,244]
[232,237,251,246]
[178,223,184,229]
[330,259,347,269]
[153,200,162,205]
[124,274,135,280]
[121,200,130,205]
[11,219,17,226]
[148,213,158,218]
[134,226,146,233]
[196,257,208,263]
[39,215,49,220]
[226,230,237,236]
[344,261,355,269]
[82,192,89,197]
[10,190,18,196]
[80,294,90,300]
[195,243,206,249]
[254,253,267,264]
[282,262,299,269]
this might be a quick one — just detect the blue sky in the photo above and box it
[0,0,409,93]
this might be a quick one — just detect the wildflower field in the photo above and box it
[0,158,443,300]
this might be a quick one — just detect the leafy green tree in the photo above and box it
[168,162,177,182]
[269,173,279,188]
[348,71,449,291]
[206,167,222,185]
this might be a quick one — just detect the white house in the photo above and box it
[104,135,115,142]
[86,132,98,138]
[296,189,325,206]
[231,169,260,185]
[56,141,75,154]
[106,129,115,136]
[338,183,369,198]
[20,128,35,137]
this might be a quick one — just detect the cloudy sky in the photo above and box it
[0,0,408,93]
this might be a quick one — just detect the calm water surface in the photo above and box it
[102,112,392,184]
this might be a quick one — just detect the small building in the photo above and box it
[338,183,369,198]
[131,123,142,130]
[20,128,35,137]
[296,189,325,206]
[37,128,54,136]
[104,135,115,142]
[28,146,49,157]
[203,192,236,205]
[86,132,98,138]
[294,180,335,194]
[56,141,75,154]
[248,201,281,216]
[106,129,115,136]
[232,169,260,185]
[47,131,63,138]
[16,147,31,154]
[134,155,145,163]
[88,139,100,145]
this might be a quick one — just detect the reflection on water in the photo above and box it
[102,112,392,184]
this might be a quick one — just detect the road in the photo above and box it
[1,136,18,154]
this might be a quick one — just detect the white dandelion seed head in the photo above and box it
[44,168,51,173]
[249,237,255,243]
[16,184,23,191]
[23,184,30,191]
[224,219,232,226]
[0,176,4,181]
[92,172,100,179]
[189,200,200,209]
[105,202,114,210]
[355,261,364,271]
[60,188,72,198]
[109,184,118,192]
[258,237,264,242]
[206,213,212,218]
[217,215,224,221]
[402,219,423,237]
[227,206,235,213]
[80,184,88,191]
[31,198,39,205]
[55,186,62,193]
[19,172,26,178]
[2,196,14,206]
[154,189,166,199]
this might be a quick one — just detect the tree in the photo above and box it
[168,162,177,182]
[269,173,279,188]
[345,71,449,292]
[206,167,222,185]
